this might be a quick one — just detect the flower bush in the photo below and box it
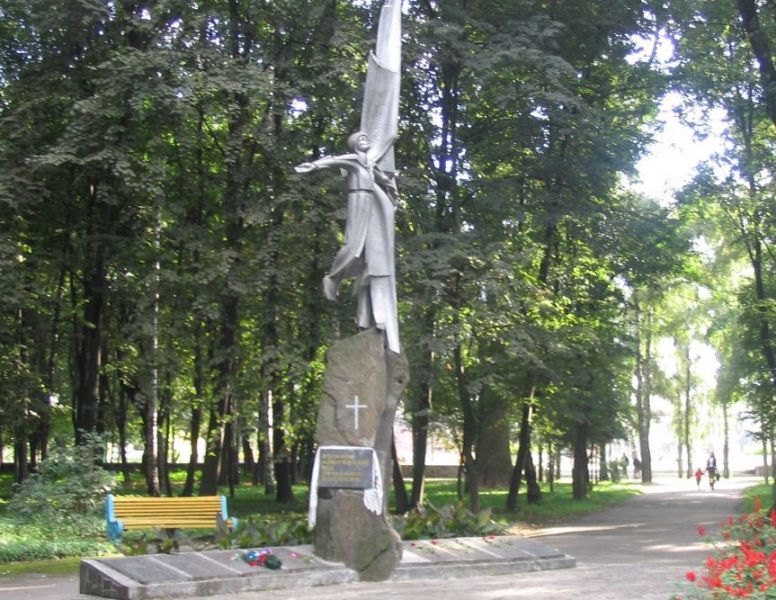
[674,497,776,599]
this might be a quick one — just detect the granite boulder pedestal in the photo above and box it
[310,328,409,581]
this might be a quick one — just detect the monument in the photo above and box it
[77,4,577,596]
[295,0,408,582]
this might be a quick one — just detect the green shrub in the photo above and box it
[8,433,115,525]
[392,501,504,540]
[216,514,312,549]
[113,513,313,556]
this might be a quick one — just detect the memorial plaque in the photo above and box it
[317,447,373,489]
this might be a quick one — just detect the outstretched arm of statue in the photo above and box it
[294,154,358,174]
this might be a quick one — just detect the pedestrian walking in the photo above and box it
[694,467,704,489]
[706,452,717,490]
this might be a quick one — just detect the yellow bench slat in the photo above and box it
[106,495,235,539]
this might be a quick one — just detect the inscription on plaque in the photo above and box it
[317,448,374,489]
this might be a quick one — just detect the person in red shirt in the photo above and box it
[695,467,704,489]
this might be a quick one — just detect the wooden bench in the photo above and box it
[105,494,238,541]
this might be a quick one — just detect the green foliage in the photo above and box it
[0,516,114,563]
[113,513,312,556]
[213,514,312,549]
[8,434,115,524]
[392,501,504,540]
[115,530,202,556]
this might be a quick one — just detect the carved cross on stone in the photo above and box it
[346,395,366,431]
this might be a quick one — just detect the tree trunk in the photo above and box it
[115,375,131,484]
[683,341,692,479]
[158,384,171,496]
[273,422,295,503]
[226,417,239,497]
[14,436,28,484]
[241,430,255,480]
[572,422,589,500]
[455,343,479,513]
[410,379,431,508]
[633,292,653,484]
[200,386,231,495]
[198,301,239,495]
[771,433,776,513]
[411,330,434,508]
[506,400,533,511]
[722,401,730,478]
[476,386,513,488]
[74,182,106,444]
[201,0,250,495]
[257,390,274,491]
[392,437,410,513]
[599,444,609,481]
[525,449,542,504]
[143,390,160,496]
[547,441,555,493]
[736,0,776,127]
[676,423,684,479]
[182,329,204,497]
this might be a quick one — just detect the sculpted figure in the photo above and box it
[295,131,399,354]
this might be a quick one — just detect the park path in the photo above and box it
[0,473,759,600]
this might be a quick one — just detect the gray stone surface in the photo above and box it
[80,545,361,600]
[98,556,189,585]
[77,535,572,599]
[312,330,408,581]
[315,330,389,448]
[312,489,403,581]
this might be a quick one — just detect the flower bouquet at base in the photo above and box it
[239,548,282,570]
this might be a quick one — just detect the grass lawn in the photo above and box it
[0,557,82,577]
[417,478,641,527]
[740,481,776,511]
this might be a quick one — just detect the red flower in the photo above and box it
[686,571,697,582]
[697,525,707,536]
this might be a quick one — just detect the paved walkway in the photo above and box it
[0,474,758,600]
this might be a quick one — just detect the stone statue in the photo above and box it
[295,0,402,355]
[295,132,399,354]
